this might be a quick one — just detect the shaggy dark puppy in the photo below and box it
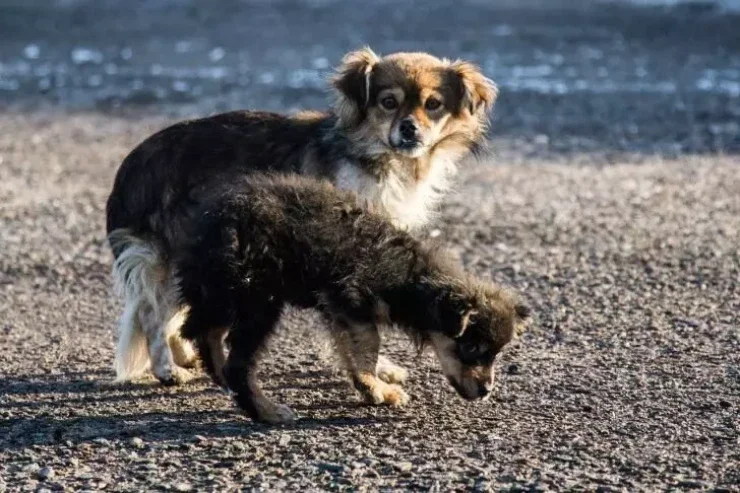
[175,174,528,424]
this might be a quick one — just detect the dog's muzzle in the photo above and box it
[391,117,421,151]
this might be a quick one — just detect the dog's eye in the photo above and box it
[380,96,398,110]
[425,98,442,111]
[457,342,490,362]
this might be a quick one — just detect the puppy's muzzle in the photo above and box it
[448,376,493,401]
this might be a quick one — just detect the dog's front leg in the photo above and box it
[333,322,410,407]
[223,303,296,424]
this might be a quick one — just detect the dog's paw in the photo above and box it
[156,366,193,386]
[364,382,410,407]
[376,356,408,384]
[256,404,297,425]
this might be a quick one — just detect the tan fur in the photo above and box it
[333,48,496,166]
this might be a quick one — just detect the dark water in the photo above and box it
[1,0,738,152]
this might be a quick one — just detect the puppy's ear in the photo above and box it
[331,47,381,125]
[437,289,476,339]
[450,61,498,116]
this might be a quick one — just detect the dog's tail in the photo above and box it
[109,229,168,381]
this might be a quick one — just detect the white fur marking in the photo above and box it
[334,151,457,231]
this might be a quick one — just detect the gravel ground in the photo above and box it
[1,1,739,491]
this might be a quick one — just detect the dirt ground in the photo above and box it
[1,1,739,491]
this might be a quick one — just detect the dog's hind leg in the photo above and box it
[333,322,410,407]
[222,299,295,424]
[140,302,193,386]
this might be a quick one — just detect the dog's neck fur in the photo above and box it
[301,115,462,231]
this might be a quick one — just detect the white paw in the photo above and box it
[155,366,193,386]
[376,356,409,384]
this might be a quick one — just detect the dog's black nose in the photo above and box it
[399,118,419,143]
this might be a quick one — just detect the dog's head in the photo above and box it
[332,48,497,159]
[427,280,529,401]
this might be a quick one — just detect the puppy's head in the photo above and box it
[332,48,497,159]
[427,280,529,401]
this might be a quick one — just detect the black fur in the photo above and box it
[106,111,335,256]
[175,174,527,420]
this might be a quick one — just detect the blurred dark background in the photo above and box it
[1,0,739,154]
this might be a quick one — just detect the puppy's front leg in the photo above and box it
[333,322,410,407]
[223,304,296,424]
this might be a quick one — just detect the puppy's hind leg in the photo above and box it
[333,322,410,407]
[223,299,295,424]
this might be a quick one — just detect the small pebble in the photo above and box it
[317,462,344,474]
[38,466,55,480]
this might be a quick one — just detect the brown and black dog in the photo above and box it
[106,48,497,386]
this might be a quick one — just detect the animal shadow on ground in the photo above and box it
[0,369,392,450]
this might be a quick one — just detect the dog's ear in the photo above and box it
[449,60,498,116]
[331,47,381,125]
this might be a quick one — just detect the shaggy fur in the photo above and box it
[106,48,497,385]
[175,174,529,423]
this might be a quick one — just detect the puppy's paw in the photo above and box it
[376,356,408,384]
[382,384,410,407]
[156,366,193,386]
[364,382,410,407]
[256,404,297,425]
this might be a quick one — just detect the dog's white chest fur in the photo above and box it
[335,153,457,231]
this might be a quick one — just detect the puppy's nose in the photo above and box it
[399,118,419,143]
[477,381,493,398]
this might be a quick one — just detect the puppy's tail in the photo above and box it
[109,229,168,381]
